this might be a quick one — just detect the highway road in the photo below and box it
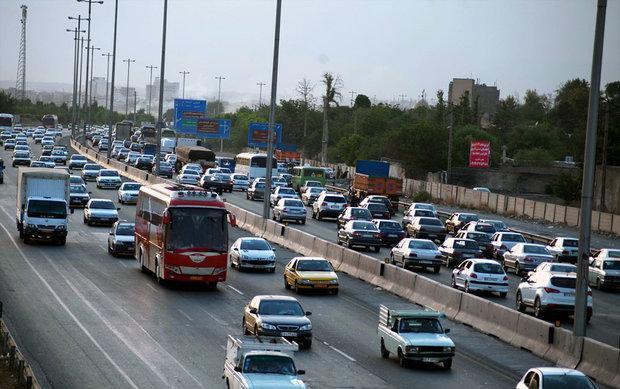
[0,139,557,388]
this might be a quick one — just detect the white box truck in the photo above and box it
[223,335,306,389]
[16,168,72,245]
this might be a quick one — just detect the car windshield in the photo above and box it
[279,188,296,195]
[467,233,490,242]
[399,318,443,334]
[542,375,597,389]
[459,214,478,222]
[550,264,576,273]
[419,218,443,226]
[367,203,388,211]
[233,175,248,180]
[454,239,480,250]
[351,208,371,218]
[258,300,305,316]
[71,185,87,193]
[380,221,401,230]
[475,224,496,233]
[91,201,115,209]
[284,200,303,207]
[85,164,101,171]
[550,277,576,289]
[324,196,346,203]
[27,199,67,218]
[524,245,549,254]
[240,239,271,250]
[473,263,504,274]
[603,261,620,270]
[309,187,323,194]
[414,204,434,211]
[165,207,228,252]
[563,239,578,247]
[306,181,322,187]
[297,259,332,271]
[503,234,526,242]
[15,152,29,158]
[408,240,437,250]
[100,170,119,177]
[413,210,434,217]
[72,155,87,161]
[351,221,377,230]
[123,184,141,191]
[254,183,265,189]
[116,224,135,236]
[242,355,296,375]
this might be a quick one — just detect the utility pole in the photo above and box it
[599,101,609,211]
[146,65,157,116]
[122,58,135,117]
[67,18,84,139]
[16,5,27,99]
[574,0,607,338]
[77,37,85,131]
[446,104,454,183]
[215,76,226,152]
[179,71,189,98]
[102,52,112,111]
[87,45,100,127]
[321,96,328,165]
[105,0,118,159]
[262,0,282,219]
[133,90,137,123]
[77,0,103,142]
[155,0,168,176]
[349,90,356,107]
[257,82,266,107]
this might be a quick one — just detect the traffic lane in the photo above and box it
[221,190,620,347]
[83,170,535,388]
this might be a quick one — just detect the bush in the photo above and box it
[514,147,554,165]
[546,172,581,204]
[411,190,433,202]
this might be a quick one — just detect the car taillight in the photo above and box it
[374,233,381,238]
[470,273,478,279]
[503,276,508,281]
[587,290,592,296]
[562,250,569,255]
[283,208,289,212]
[377,232,384,238]
[543,287,560,293]
[409,253,418,257]
[486,244,493,250]
[453,251,461,257]
[320,203,327,208]
[524,257,533,262]
[418,227,426,232]
[352,232,362,237]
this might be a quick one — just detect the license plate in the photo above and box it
[428,234,436,238]
[189,276,202,281]
[484,277,493,281]
[564,293,574,297]
[315,284,327,288]
[363,234,373,238]
[281,332,297,337]
[462,254,472,258]
[388,234,397,238]
[422,357,439,362]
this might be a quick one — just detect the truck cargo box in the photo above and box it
[353,173,402,196]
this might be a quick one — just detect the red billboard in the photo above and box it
[469,140,490,168]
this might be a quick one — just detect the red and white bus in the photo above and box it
[135,183,235,287]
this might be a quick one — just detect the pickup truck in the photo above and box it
[377,304,455,369]
[223,335,306,389]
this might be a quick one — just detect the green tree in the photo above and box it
[435,90,446,125]
[494,95,520,133]
[320,72,342,163]
[551,78,589,161]
[353,94,371,109]
[521,89,549,123]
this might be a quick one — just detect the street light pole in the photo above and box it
[87,45,100,127]
[146,65,158,116]
[257,82,266,108]
[102,52,112,111]
[447,104,454,183]
[67,15,84,139]
[77,36,85,131]
[574,0,607,338]
[179,71,189,99]
[262,0,282,219]
[106,0,118,159]
[215,76,226,152]
[155,0,168,176]
[133,90,137,123]
[122,58,135,117]
[77,0,103,142]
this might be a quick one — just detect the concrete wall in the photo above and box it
[594,165,620,214]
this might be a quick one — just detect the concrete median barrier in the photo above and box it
[325,244,345,269]
[413,278,462,320]
[355,254,382,285]
[310,238,330,259]
[511,314,552,358]
[544,327,583,369]
[225,204,248,229]
[282,228,314,256]
[456,293,518,342]
[244,212,265,237]
[382,265,417,299]
[339,249,361,277]
[577,337,620,387]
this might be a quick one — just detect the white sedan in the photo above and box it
[117,182,142,204]
[229,237,276,271]
[177,172,201,185]
[451,258,508,297]
[84,199,119,226]
[390,238,443,273]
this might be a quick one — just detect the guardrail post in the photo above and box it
[9,345,15,368]
[0,300,3,318]
[17,359,24,384]
[26,376,33,389]
[1,332,7,355]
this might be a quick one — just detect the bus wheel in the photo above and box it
[155,261,166,286]
[139,249,148,273]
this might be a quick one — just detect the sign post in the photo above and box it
[469,140,490,168]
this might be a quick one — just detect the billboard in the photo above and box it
[469,140,491,168]
[248,122,282,148]
[174,99,207,134]
[196,118,231,139]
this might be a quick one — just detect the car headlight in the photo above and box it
[56,225,66,230]
[261,323,277,330]
[27,223,37,229]
[328,279,339,284]
[443,346,454,352]
[405,346,418,353]
[299,324,312,331]
[299,279,312,285]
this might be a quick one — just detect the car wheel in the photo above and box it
[108,243,113,254]
[337,238,342,246]
[515,262,521,275]
[380,339,390,359]
[374,246,380,253]
[499,292,507,298]
[284,277,291,289]
[390,253,395,265]
[451,276,457,289]
[596,278,602,290]
[243,319,250,335]
[533,298,544,319]
[254,325,259,336]
[516,292,526,312]
[317,212,322,221]
[401,258,406,269]
[443,358,453,370]
[301,219,306,225]
[433,265,440,274]
[398,348,407,368]
[139,249,148,273]
[23,234,31,244]
[302,339,312,349]
[272,212,276,221]
[464,281,471,294]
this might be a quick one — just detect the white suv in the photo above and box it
[312,193,347,220]
[516,270,593,322]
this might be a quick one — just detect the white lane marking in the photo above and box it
[42,251,206,389]
[199,307,227,326]
[0,221,140,389]
[118,261,128,268]
[145,283,158,292]
[219,344,226,351]
[226,284,244,295]
[322,341,356,362]
[178,309,193,322]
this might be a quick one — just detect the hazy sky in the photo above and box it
[1,0,619,104]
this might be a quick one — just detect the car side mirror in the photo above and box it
[305,311,312,316]
[272,247,276,252]
[70,208,75,214]
[444,329,450,334]
[297,370,305,375]
[234,366,242,372]
[249,307,258,314]
[88,192,92,194]
[109,232,114,236]
[233,247,238,251]
[117,207,121,211]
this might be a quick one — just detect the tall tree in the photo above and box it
[435,90,446,125]
[353,94,371,109]
[321,72,342,164]
[552,79,589,161]
[296,78,315,137]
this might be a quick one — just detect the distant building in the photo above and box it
[146,78,179,104]
[448,78,500,124]
[91,77,107,104]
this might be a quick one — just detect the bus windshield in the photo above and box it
[166,208,228,252]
